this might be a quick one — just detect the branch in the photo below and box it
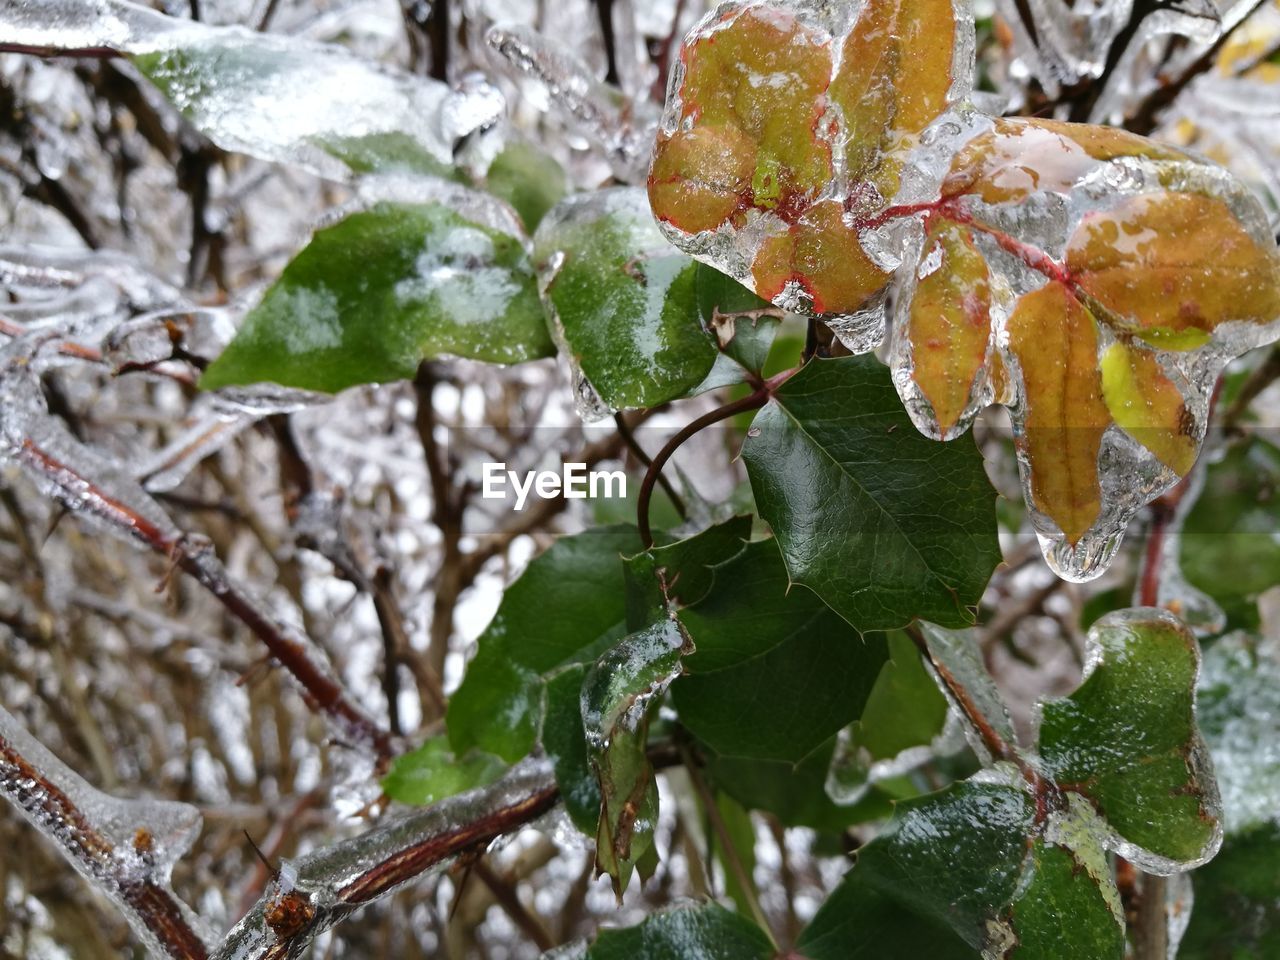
[637,386,775,548]
[213,758,559,960]
[6,418,393,763]
[0,706,209,960]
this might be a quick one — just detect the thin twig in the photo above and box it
[637,388,771,548]
[13,435,395,763]
[613,412,686,518]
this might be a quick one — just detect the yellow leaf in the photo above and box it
[751,200,889,314]
[943,118,1185,205]
[1006,283,1112,545]
[1067,191,1280,344]
[829,0,956,201]
[1100,342,1198,476]
[905,219,992,436]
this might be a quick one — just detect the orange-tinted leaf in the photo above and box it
[905,219,991,436]
[1067,192,1280,346]
[1006,283,1112,545]
[751,201,889,314]
[943,118,1185,205]
[1100,342,1198,476]
[651,6,833,229]
[829,0,956,202]
[648,125,758,234]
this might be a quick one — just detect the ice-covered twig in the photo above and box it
[0,344,394,762]
[212,758,559,960]
[0,705,210,960]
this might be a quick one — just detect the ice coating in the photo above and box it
[1196,631,1280,835]
[533,187,700,421]
[1031,607,1224,874]
[650,0,1280,582]
[0,704,210,960]
[648,0,975,344]
[920,623,1019,763]
[212,758,556,960]
[486,22,659,183]
[0,0,504,182]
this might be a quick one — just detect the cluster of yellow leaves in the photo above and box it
[649,0,956,313]
[649,2,1280,549]
[906,120,1280,542]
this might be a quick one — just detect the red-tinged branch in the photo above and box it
[0,42,125,59]
[905,623,1054,818]
[337,781,560,905]
[0,724,208,960]
[15,437,394,763]
[637,385,772,549]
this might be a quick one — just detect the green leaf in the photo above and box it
[673,538,889,762]
[131,31,499,179]
[1181,822,1280,960]
[381,737,505,806]
[707,738,896,833]
[542,665,600,834]
[742,355,1001,630]
[535,188,718,411]
[826,632,956,801]
[1035,608,1222,868]
[799,780,1126,959]
[484,142,567,232]
[583,618,692,896]
[580,901,774,960]
[623,515,753,625]
[691,264,781,391]
[447,526,642,762]
[712,792,759,922]
[1180,435,1280,632]
[202,202,554,393]
[1197,632,1280,835]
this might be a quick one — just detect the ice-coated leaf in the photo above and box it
[578,901,774,960]
[798,779,1126,959]
[903,120,1280,581]
[484,141,568,233]
[897,217,994,439]
[1068,191,1280,348]
[2,0,503,181]
[447,526,643,762]
[672,538,889,763]
[583,520,753,893]
[201,201,553,393]
[651,4,1280,583]
[826,632,958,804]
[1179,435,1280,632]
[486,22,657,184]
[381,737,506,807]
[1034,608,1222,871]
[648,0,967,323]
[534,188,717,419]
[940,118,1187,206]
[1180,822,1280,959]
[918,622,1018,764]
[582,618,691,896]
[741,355,1001,630]
[1196,631,1280,836]
[543,665,601,834]
[1005,281,1113,547]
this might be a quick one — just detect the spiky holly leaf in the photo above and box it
[741,355,1001,630]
